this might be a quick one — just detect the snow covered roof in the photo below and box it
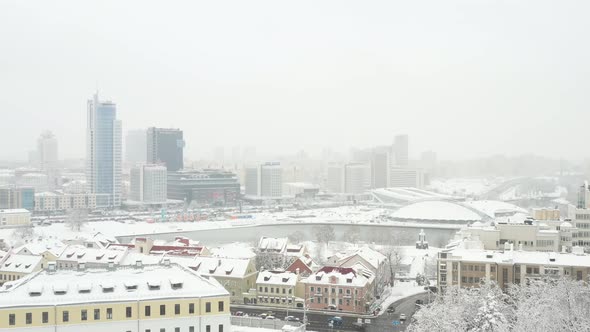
[256,270,298,286]
[371,187,459,205]
[0,254,42,273]
[57,245,128,265]
[15,238,67,257]
[172,256,254,279]
[444,248,590,268]
[465,200,528,218]
[258,237,288,253]
[392,201,482,222]
[0,264,228,308]
[303,266,373,287]
[0,209,31,215]
[333,247,386,271]
[210,243,256,259]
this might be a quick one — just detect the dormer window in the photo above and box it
[96,253,105,260]
[316,276,321,281]
[170,278,184,290]
[147,280,161,290]
[100,282,115,293]
[346,278,353,283]
[124,281,138,291]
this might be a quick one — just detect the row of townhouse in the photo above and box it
[438,243,590,292]
[0,262,230,332]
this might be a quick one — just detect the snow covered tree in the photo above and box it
[66,208,88,232]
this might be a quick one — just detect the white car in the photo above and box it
[400,314,407,321]
[266,315,276,320]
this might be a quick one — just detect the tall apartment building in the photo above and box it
[86,93,122,207]
[326,163,345,193]
[129,165,167,204]
[0,263,230,332]
[0,186,34,211]
[147,128,185,171]
[37,131,60,190]
[244,162,283,198]
[125,129,147,164]
[437,246,590,292]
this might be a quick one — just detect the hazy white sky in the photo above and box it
[0,0,588,161]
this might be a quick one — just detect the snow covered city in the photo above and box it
[0,1,588,332]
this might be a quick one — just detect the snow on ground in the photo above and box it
[231,326,282,332]
[375,281,426,315]
[464,200,528,218]
[211,242,257,259]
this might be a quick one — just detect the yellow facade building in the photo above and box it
[0,262,230,332]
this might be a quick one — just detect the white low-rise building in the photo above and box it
[0,209,31,226]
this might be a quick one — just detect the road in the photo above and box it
[365,293,430,332]
[232,293,431,332]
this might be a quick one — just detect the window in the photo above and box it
[107,308,113,319]
[331,288,335,293]
[94,309,100,320]
[189,303,195,314]
[126,306,132,318]
[311,286,315,292]
[145,306,151,317]
[160,329,165,332]
[259,287,263,292]
[218,301,224,312]
[42,312,48,324]
[577,271,583,281]
[339,289,343,294]
[289,289,292,294]
[282,288,286,294]
[146,330,151,332]
[190,327,195,332]
[219,324,224,332]
[26,312,32,324]
[81,309,88,321]
[175,328,180,332]
[175,304,180,315]
[346,289,350,294]
[324,288,328,293]
[206,325,211,332]
[206,302,211,313]
[270,287,274,293]
[264,287,268,292]
[9,314,15,325]
[491,266,496,272]
[160,304,166,316]
[63,311,69,322]
[339,299,343,305]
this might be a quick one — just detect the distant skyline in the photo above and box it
[1,1,589,161]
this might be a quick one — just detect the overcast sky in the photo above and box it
[0,0,588,161]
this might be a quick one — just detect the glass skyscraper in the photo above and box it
[86,93,122,207]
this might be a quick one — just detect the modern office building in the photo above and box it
[326,163,345,193]
[129,164,167,204]
[167,170,240,205]
[0,186,34,211]
[147,128,185,171]
[244,162,283,198]
[392,134,409,166]
[0,262,230,332]
[389,167,425,188]
[344,163,370,194]
[36,131,60,190]
[125,129,147,164]
[86,93,122,208]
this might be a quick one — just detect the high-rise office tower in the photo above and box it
[86,93,122,207]
[125,129,147,164]
[146,128,185,171]
[37,131,58,170]
[393,134,409,166]
[36,131,60,190]
[244,162,283,197]
[371,146,390,189]
[344,163,371,194]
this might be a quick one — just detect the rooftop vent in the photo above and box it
[135,260,143,269]
[53,283,68,295]
[78,282,92,294]
[100,282,115,293]
[170,278,184,290]
[147,280,161,290]
[486,254,493,259]
[28,284,43,297]
[162,258,171,267]
[124,281,138,291]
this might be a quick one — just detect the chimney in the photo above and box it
[163,258,171,266]
[135,260,143,269]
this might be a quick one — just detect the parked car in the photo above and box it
[259,313,268,319]
[235,311,244,316]
[284,316,300,322]
[265,315,276,320]
[400,314,407,322]
[387,306,396,314]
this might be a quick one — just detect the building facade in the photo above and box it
[167,170,240,205]
[344,163,370,194]
[129,164,167,204]
[0,209,31,226]
[0,263,230,332]
[34,192,109,212]
[86,93,122,208]
[437,246,590,292]
[147,127,185,172]
[389,167,425,188]
[0,186,34,211]
[255,270,302,308]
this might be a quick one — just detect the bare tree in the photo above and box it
[341,226,361,243]
[288,231,305,244]
[378,230,404,286]
[11,226,35,246]
[67,208,88,232]
[315,225,335,245]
